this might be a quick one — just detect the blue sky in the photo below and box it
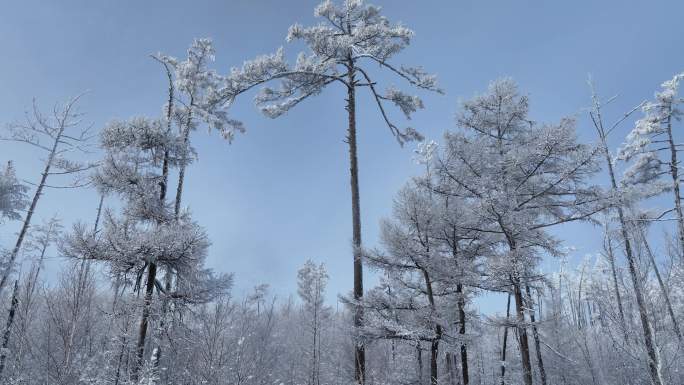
[0,0,682,313]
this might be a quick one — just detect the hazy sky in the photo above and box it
[1,0,682,312]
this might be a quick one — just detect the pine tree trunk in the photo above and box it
[499,293,511,385]
[0,280,19,379]
[526,285,547,385]
[346,65,365,385]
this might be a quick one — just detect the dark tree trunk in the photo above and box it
[457,284,469,385]
[513,281,533,385]
[422,265,440,385]
[131,262,158,383]
[417,342,424,385]
[150,62,176,382]
[430,339,439,385]
[0,280,19,378]
[445,353,456,385]
[500,293,511,385]
[347,66,365,385]
[526,285,547,385]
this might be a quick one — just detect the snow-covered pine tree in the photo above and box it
[62,116,230,383]
[226,2,441,381]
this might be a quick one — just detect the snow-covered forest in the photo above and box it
[0,1,683,384]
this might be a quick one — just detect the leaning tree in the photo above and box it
[226,1,440,381]
[0,96,94,297]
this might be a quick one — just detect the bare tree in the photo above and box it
[0,95,94,296]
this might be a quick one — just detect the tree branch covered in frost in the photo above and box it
[225,0,441,145]
[156,38,245,142]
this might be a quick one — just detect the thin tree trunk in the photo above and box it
[526,285,547,385]
[423,269,441,385]
[665,113,684,257]
[446,354,456,385]
[500,293,511,385]
[113,320,129,385]
[346,64,365,385]
[63,195,103,378]
[174,96,193,221]
[131,262,157,383]
[616,191,662,384]
[0,280,19,378]
[592,102,664,385]
[0,128,63,296]
[417,342,424,385]
[513,280,533,385]
[604,223,628,339]
[457,283,469,385]
[150,59,176,383]
[637,224,683,341]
